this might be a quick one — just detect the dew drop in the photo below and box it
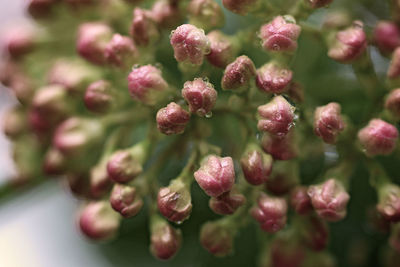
[205,111,213,118]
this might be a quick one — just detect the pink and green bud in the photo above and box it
[150,0,182,29]
[182,78,217,116]
[79,201,121,240]
[84,80,120,114]
[221,55,256,92]
[76,22,113,65]
[256,62,293,94]
[156,102,190,135]
[3,25,36,58]
[222,0,260,15]
[377,183,400,222]
[308,178,350,222]
[290,186,312,215]
[209,189,246,215]
[128,65,169,105]
[206,31,238,68]
[150,218,182,260]
[89,160,113,198]
[314,102,345,144]
[2,106,27,139]
[261,131,298,160]
[357,119,398,156]
[194,155,235,197]
[43,147,67,176]
[257,95,296,137]
[306,0,334,8]
[200,220,234,256]
[373,21,400,55]
[104,34,138,68]
[187,0,225,31]
[27,0,56,18]
[157,179,192,223]
[110,184,143,218]
[130,8,160,46]
[385,89,400,118]
[240,146,273,185]
[328,21,367,63]
[8,74,35,104]
[251,193,287,233]
[170,24,210,65]
[259,16,301,53]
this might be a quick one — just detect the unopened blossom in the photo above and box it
[221,55,256,91]
[258,96,296,137]
[2,107,27,139]
[43,147,67,175]
[306,0,334,8]
[200,220,234,256]
[373,21,400,54]
[156,102,190,135]
[256,62,293,94]
[3,25,35,58]
[385,89,400,118]
[259,16,301,53]
[110,184,143,218]
[187,0,225,31]
[388,47,400,79]
[107,148,145,183]
[377,183,400,222]
[182,78,217,116]
[76,22,113,65]
[206,31,237,68]
[150,0,182,29]
[194,155,235,197]
[240,148,273,185]
[170,24,210,65]
[251,193,287,233]
[150,218,182,260]
[300,215,329,251]
[308,178,350,222]
[84,80,119,114]
[290,186,312,215]
[90,162,112,198]
[222,0,260,15]
[328,21,367,63]
[104,34,138,68]
[27,0,56,18]
[358,119,398,156]
[209,189,246,215]
[261,131,298,160]
[130,8,160,46]
[128,65,169,105]
[314,102,345,144]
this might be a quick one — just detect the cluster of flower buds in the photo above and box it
[2,0,400,265]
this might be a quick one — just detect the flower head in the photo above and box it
[251,193,287,233]
[240,148,273,185]
[182,78,217,116]
[221,55,256,92]
[256,62,293,94]
[314,102,345,144]
[156,102,190,135]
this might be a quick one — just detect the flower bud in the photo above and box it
[314,102,345,144]
[76,22,113,65]
[200,220,234,256]
[27,0,56,18]
[377,183,400,222]
[2,106,27,139]
[182,78,217,116]
[222,0,260,15]
[170,24,210,65]
[258,96,296,137]
[261,131,298,160]
[130,8,160,46]
[110,184,143,218]
[240,147,273,185]
[256,62,293,94]
[150,0,182,29]
[266,160,299,195]
[373,21,400,55]
[388,47,400,79]
[389,223,400,253]
[328,21,367,63]
[79,201,121,240]
[158,179,192,223]
[187,0,225,31]
[128,65,169,105]
[251,193,287,233]
[357,119,398,156]
[290,186,312,215]
[209,189,246,215]
[84,80,120,114]
[300,215,329,251]
[156,102,190,135]
[308,178,350,222]
[385,89,400,118]
[259,16,301,53]
[194,155,235,197]
[322,11,351,30]
[221,55,256,91]
[150,218,182,260]
[305,0,333,8]
[43,147,67,175]
[206,31,238,68]
[8,74,35,104]
[104,34,138,68]
[89,161,113,198]
[2,25,36,58]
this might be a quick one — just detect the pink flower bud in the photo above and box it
[130,8,160,46]
[150,0,182,29]
[76,22,113,65]
[385,89,400,118]
[328,21,367,63]
[79,201,120,240]
[27,0,56,18]
[259,16,301,53]
[2,106,27,139]
[200,221,233,256]
[251,193,287,233]
[377,184,400,222]
[256,62,293,94]
[222,0,260,15]
[209,189,246,215]
[8,74,35,104]
[300,215,329,251]
[84,80,119,114]
[150,219,182,260]
[308,178,350,222]
[305,0,333,8]
[43,147,67,176]
[89,162,113,199]
[104,34,138,68]
[221,55,256,91]
[2,25,36,58]
[194,155,235,197]
[261,131,298,160]
[110,184,143,218]
[157,179,192,223]
[128,65,169,105]
[170,24,210,65]
[107,150,143,183]
[314,102,345,144]
[357,119,398,156]
[257,96,296,137]
[187,0,225,31]
[388,47,400,79]
[240,148,273,185]
[206,31,237,68]
[373,21,400,54]
[182,78,217,116]
[156,102,190,135]
[290,186,312,215]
